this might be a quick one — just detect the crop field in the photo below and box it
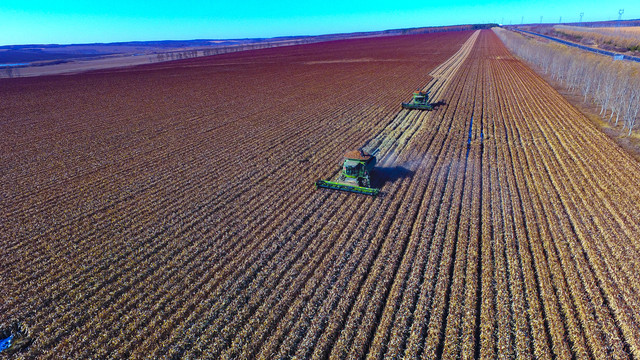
[2,29,640,358]
[553,25,640,52]
[566,25,640,39]
[597,26,640,35]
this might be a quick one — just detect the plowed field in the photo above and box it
[2,29,640,359]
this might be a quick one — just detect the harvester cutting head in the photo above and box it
[402,90,433,110]
[315,148,380,196]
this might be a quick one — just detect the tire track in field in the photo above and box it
[362,30,480,168]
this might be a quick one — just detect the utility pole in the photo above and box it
[540,15,543,24]
[579,12,584,23]
[618,9,624,26]
[559,16,562,23]
[616,9,624,33]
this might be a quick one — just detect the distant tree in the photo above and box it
[599,65,618,117]
[591,60,607,103]
[621,74,640,135]
[579,56,601,101]
[610,73,629,125]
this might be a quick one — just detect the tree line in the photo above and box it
[153,39,318,63]
[1,66,20,78]
[494,27,640,136]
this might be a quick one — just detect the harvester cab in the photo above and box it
[315,148,380,196]
[401,90,433,110]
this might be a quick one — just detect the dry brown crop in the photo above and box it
[554,25,640,51]
[1,29,640,359]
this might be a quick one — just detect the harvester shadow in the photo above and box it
[370,166,414,190]
[430,100,447,109]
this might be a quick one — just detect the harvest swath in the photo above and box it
[1,29,640,358]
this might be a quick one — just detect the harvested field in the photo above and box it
[2,29,640,359]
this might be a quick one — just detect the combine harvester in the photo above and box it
[315,148,380,196]
[401,90,433,110]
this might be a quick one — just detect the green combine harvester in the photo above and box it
[315,148,380,196]
[401,90,433,110]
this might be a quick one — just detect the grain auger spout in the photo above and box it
[315,148,381,196]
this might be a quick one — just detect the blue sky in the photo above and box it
[1,1,638,45]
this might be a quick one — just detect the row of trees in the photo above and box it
[494,28,640,136]
[153,39,316,63]
[1,66,21,78]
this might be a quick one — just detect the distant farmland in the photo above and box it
[1,29,640,358]
[0,24,494,79]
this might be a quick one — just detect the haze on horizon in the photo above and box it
[1,0,638,46]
